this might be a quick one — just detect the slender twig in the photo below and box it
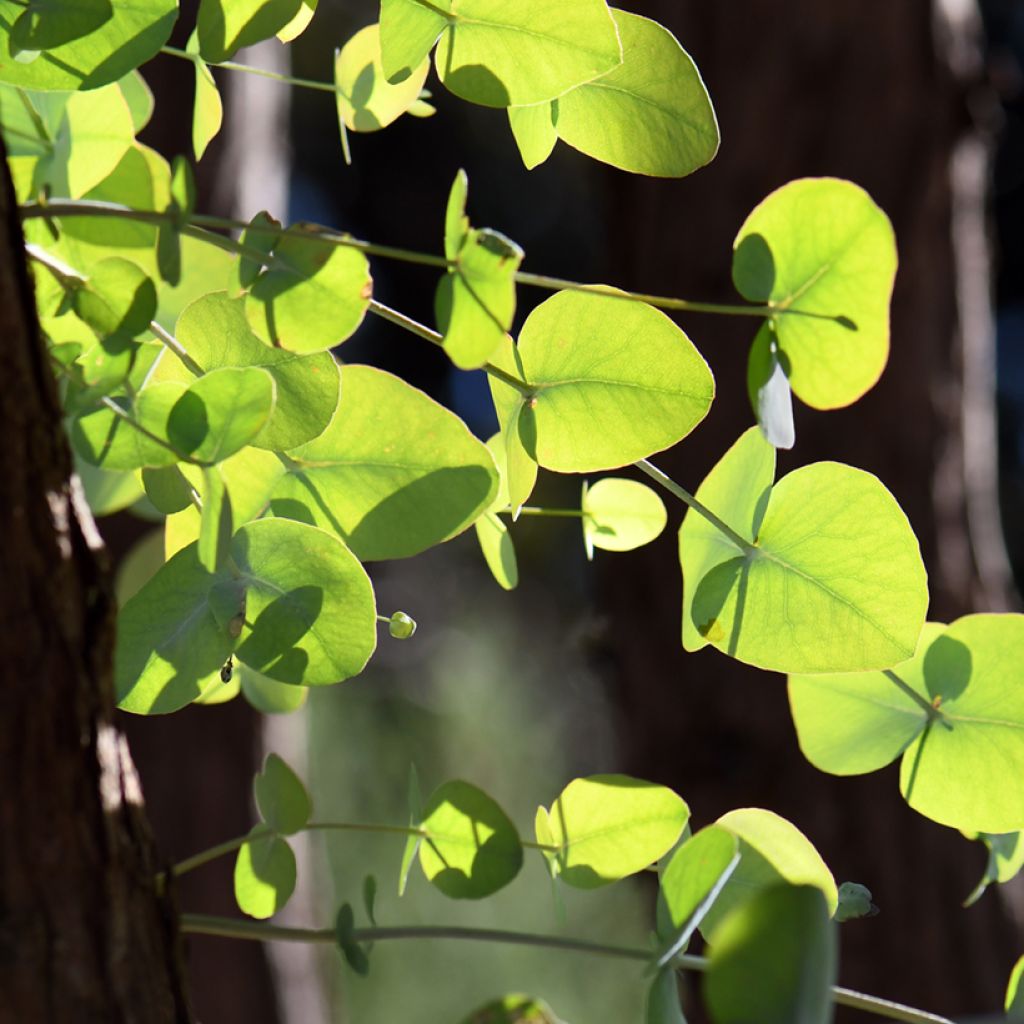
[882,670,949,727]
[19,201,834,322]
[178,914,953,1023]
[148,320,206,377]
[510,506,585,519]
[635,459,758,557]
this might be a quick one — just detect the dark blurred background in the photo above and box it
[109,1,1024,1021]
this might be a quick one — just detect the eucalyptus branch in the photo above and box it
[18,200,838,322]
[635,459,758,557]
[882,670,950,727]
[179,914,953,1024]
[510,506,585,519]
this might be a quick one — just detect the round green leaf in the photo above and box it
[73,257,156,339]
[245,230,371,353]
[699,808,838,938]
[732,178,897,409]
[418,780,523,899]
[254,752,311,836]
[197,0,301,63]
[335,23,429,132]
[234,830,297,919]
[192,51,223,161]
[554,10,718,178]
[545,774,688,889]
[229,518,377,686]
[432,0,622,108]
[166,366,275,464]
[75,457,144,516]
[271,364,498,560]
[704,885,836,1024]
[787,623,945,777]
[142,464,193,514]
[582,477,666,559]
[679,427,928,673]
[378,0,446,84]
[239,664,308,715]
[0,0,177,91]
[118,69,153,133]
[896,614,1024,833]
[166,292,340,451]
[489,290,714,473]
[115,541,235,715]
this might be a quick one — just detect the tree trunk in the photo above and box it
[0,141,191,1020]
[598,1,1020,1018]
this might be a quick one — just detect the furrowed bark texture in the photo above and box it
[0,142,191,1022]
[599,1,1019,1019]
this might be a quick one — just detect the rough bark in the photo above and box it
[596,1,1020,1018]
[0,142,191,1020]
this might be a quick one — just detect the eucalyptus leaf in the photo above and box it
[790,614,1024,833]
[228,518,377,687]
[508,102,557,170]
[747,322,795,450]
[197,465,231,572]
[229,213,281,297]
[545,774,688,889]
[72,257,156,340]
[335,23,429,132]
[1007,955,1024,1018]
[474,512,518,590]
[581,477,666,559]
[646,970,687,1024]
[431,0,623,108]
[732,178,896,410]
[246,229,371,353]
[142,464,193,514]
[239,664,308,715]
[270,364,497,560]
[704,885,836,1024]
[0,0,177,91]
[699,808,837,938]
[192,51,223,161]
[234,829,297,919]
[418,779,523,899]
[118,69,153,133]
[10,0,113,52]
[254,752,312,836]
[277,0,316,42]
[197,0,302,63]
[166,291,339,451]
[378,0,446,84]
[489,290,713,472]
[679,427,928,673]
[554,10,718,178]
[398,763,422,897]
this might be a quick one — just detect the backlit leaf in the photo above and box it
[197,0,302,63]
[254,752,312,836]
[581,477,666,559]
[234,829,296,919]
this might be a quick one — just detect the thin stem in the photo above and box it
[18,202,836,322]
[882,670,949,726]
[162,45,349,99]
[510,506,585,519]
[369,299,532,396]
[178,915,953,1023]
[635,459,758,557]
[148,320,205,377]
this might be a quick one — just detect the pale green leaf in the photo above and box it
[10,0,113,52]
[227,518,377,686]
[246,229,371,353]
[75,457,144,516]
[432,0,622,108]
[166,366,276,464]
[0,0,176,91]
[679,427,928,673]
[113,527,164,605]
[192,53,223,161]
[1007,955,1024,1018]
[277,0,316,42]
[118,69,154,133]
[228,212,281,297]
[234,829,296,919]
[418,779,523,899]
[508,102,557,170]
[489,290,714,472]
[115,541,236,714]
[582,477,666,559]
[270,364,498,560]
[165,291,339,451]
[699,808,837,938]
[378,0,446,84]
[733,178,896,409]
[546,774,688,889]
[335,23,429,132]
[964,832,1024,907]
[197,0,302,63]
[704,885,836,1024]
[474,512,518,590]
[554,10,718,178]
[141,464,193,514]
[254,752,312,835]
[646,970,686,1024]
[787,623,945,777]
[72,257,156,339]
